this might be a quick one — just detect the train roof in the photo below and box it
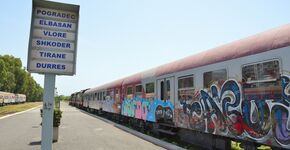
[87,24,290,93]
[156,24,290,76]
[0,91,15,95]
[86,78,124,94]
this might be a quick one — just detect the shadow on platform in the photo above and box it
[29,141,41,146]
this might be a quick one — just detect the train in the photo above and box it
[0,91,26,106]
[70,24,290,150]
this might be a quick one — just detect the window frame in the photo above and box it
[241,59,281,84]
[203,68,228,88]
[177,74,195,101]
[115,88,119,95]
[126,86,133,96]
[145,82,155,94]
[135,84,142,96]
[241,59,282,100]
[178,75,194,90]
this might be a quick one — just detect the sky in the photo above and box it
[1,0,290,96]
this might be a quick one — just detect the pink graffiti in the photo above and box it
[135,101,142,119]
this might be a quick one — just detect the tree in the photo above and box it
[0,59,7,90]
[0,54,44,101]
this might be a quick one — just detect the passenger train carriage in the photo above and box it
[0,91,26,106]
[71,24,290,149]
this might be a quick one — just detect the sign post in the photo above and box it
[42,74,55,150]
[27,0,79,150]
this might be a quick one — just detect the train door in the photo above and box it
[156,77,174,123]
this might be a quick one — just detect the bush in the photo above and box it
[53,108,62,127]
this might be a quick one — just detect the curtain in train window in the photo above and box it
[178,75,195,102]
[203,69,227,88]
[242,60,281,100]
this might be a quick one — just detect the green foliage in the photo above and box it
[55,95,70,101]
[40,108,63,127]
[53,108,62,127]
[0,55,43,101]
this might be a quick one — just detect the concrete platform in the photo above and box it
[0,102,166,150]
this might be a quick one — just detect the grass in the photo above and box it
[231,141,243,150]
[0,102,42,117]
[231,141,272,150]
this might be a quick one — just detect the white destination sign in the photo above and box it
[33,29,75,41]
[27,0,79,75]
[29,60,73,73]
[34,18,76,31]
[31,50,74,62]
[34,7,77,21]
[32,38,75,51]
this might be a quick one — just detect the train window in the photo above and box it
[242,60,280,82]
[203,69,227,88]
[115,88,119,95]
[159,79,171,100]
[115,88,119,101]
[135,84,142,97]
[109,90,114,100]
[127,86,133,99]
[122,88,125,98]
[105,91,109,100]
[160,81,164,100]
[166,79,170,100]
[146,82,154,93]
[145,82,155,99]
[242,60,281,100]
[178,75,195,102]
[127,86,133,95]
[103,91,105,100]
[178,75,194,89]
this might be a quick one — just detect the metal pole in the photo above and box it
[41,74,56,150]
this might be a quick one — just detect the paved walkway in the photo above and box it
[0,102,164,150]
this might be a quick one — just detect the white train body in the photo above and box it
[74,24,290,149]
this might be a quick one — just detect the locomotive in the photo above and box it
[70,24,290,150]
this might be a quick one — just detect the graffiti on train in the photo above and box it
[121,97,174,122]
[176,76,290,148]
